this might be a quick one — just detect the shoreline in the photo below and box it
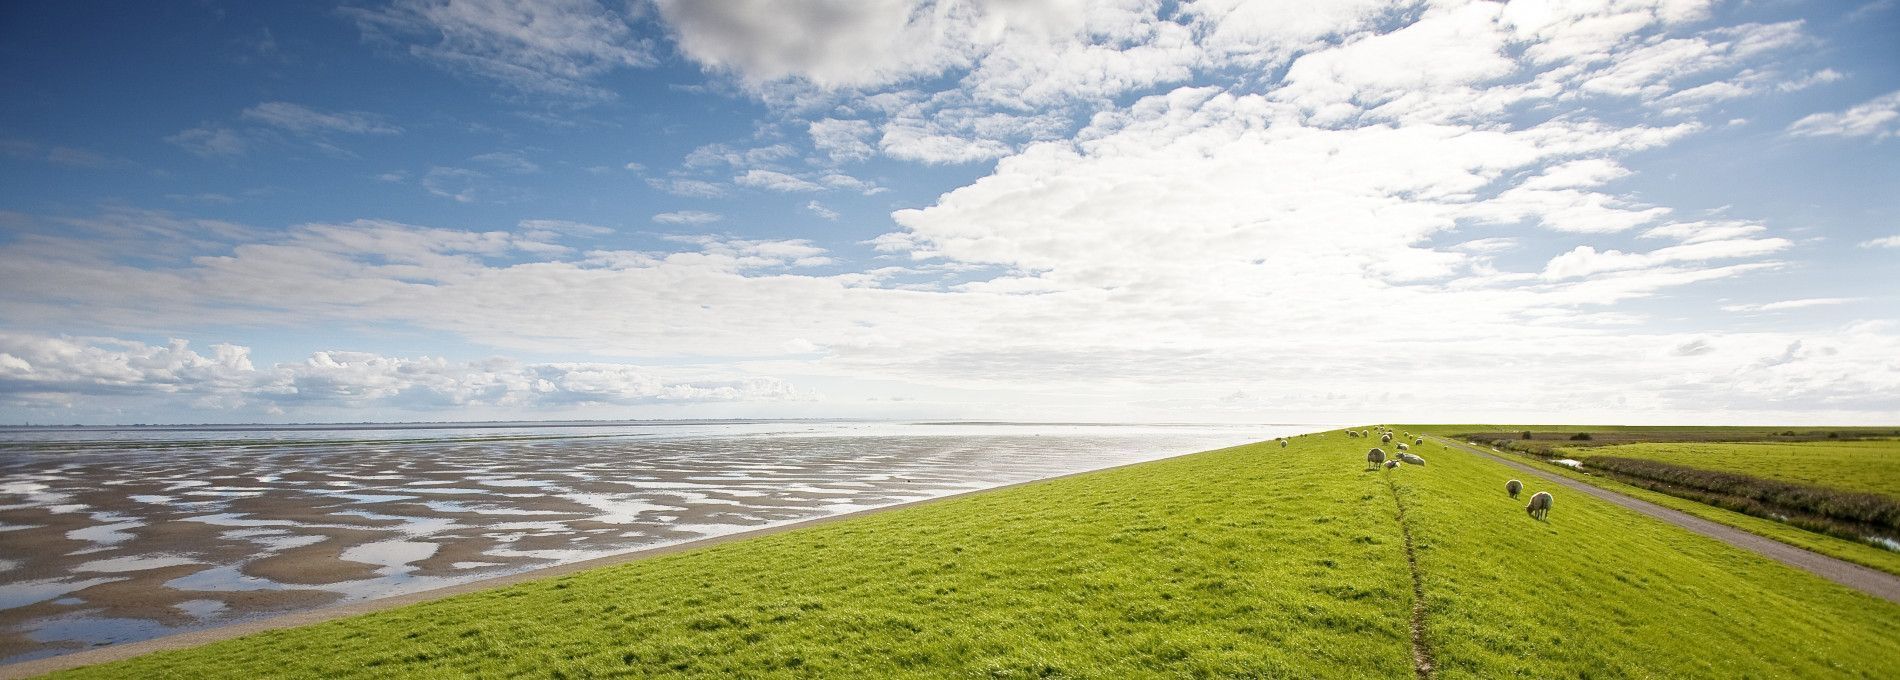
[0,437,1270,679]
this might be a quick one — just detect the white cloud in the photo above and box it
[647,178,727,197]
[165,125,248,157]
[241,102,401,135]
[808,118,877,162]
[734,169,824,192]
[653,0,995,89]
[14,2,1898,423]
[1788,90,1900,139]
[1721,298,1859,313]
[1859,234,1900,249]
[349,0,655,101]
[652,210,722,225]
[1540,238,1790,280]
[0,333,800,412]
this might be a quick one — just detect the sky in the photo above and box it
[0,0,1897,426]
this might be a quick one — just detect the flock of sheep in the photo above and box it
[1352,427,1554,520]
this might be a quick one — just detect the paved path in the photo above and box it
[1427,435,1900,605]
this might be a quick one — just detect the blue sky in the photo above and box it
[1,0,1897,425]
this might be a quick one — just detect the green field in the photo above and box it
[1410,425,1900,576]
[48,430,1900,678]
[1566,440,1900,499]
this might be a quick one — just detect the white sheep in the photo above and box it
[1396,443,1409,451]
[1381,433,1393,444]
[1506,479,1522,499]
[1280,438,1288,448]
[1414,437,1423,445]
[1526,491,1552,520]
[1399,453,1425,466]
[1384,459,1400,469]
[1366,447,1386,470]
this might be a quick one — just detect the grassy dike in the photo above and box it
[48,430,1900,678]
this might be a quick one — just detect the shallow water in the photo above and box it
[0,420,1318,662]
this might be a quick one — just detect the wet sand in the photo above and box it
[0,422,1290,666]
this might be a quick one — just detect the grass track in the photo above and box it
[43,430,1900,678]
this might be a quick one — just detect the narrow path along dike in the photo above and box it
[1427,436,1900,605]
[1382,473,1434,680]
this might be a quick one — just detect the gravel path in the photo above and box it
[1428,436,1900,605]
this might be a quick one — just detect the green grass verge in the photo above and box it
[1412,426,1900,577]
[48,430,1900,678]
[1565,440,1900,499]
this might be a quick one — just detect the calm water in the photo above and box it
[0,420,1320,663]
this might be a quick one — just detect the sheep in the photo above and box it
[1396,442,1409,451]
[1366,447,1386,470]
[1506,479,1522,499]
[1399,453,1425,466]
[1414,437,1423,445]
[1384,459,1400,469]
[1280,438,1288,448]
[1381,433,1393,444]
[1526,491,1552,520]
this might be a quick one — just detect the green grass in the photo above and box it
[1391,437,1899,677]
[49,430,1900,678]
[1567,440,1900,499]
[1412,425,1900,577]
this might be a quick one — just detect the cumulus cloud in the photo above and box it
[0,333,800,413]
[12,1,1896,423]
[1788,90,1900,138]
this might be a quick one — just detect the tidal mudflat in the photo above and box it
[0,420,1299,662]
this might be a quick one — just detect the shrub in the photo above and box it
[1586,456,1900,537]
[1521,431,1533,440]
[1570,433,1593,441]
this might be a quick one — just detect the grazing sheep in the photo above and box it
[1526,491,1552,520]
[1399,453,1425,466]
[1506,479,1522,499]
[1414,437,1423,445]
[1381,433,1393,444]
[1366,447,1386,470]
[1396,443,1409,451]
[1347,430,1359,438]
[1280,439,1288,448]
[1384,459,1400,469]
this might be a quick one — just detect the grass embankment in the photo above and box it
[1415,426,1900,576]
[1574,441,1900,498]
[49,431,1900,678]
